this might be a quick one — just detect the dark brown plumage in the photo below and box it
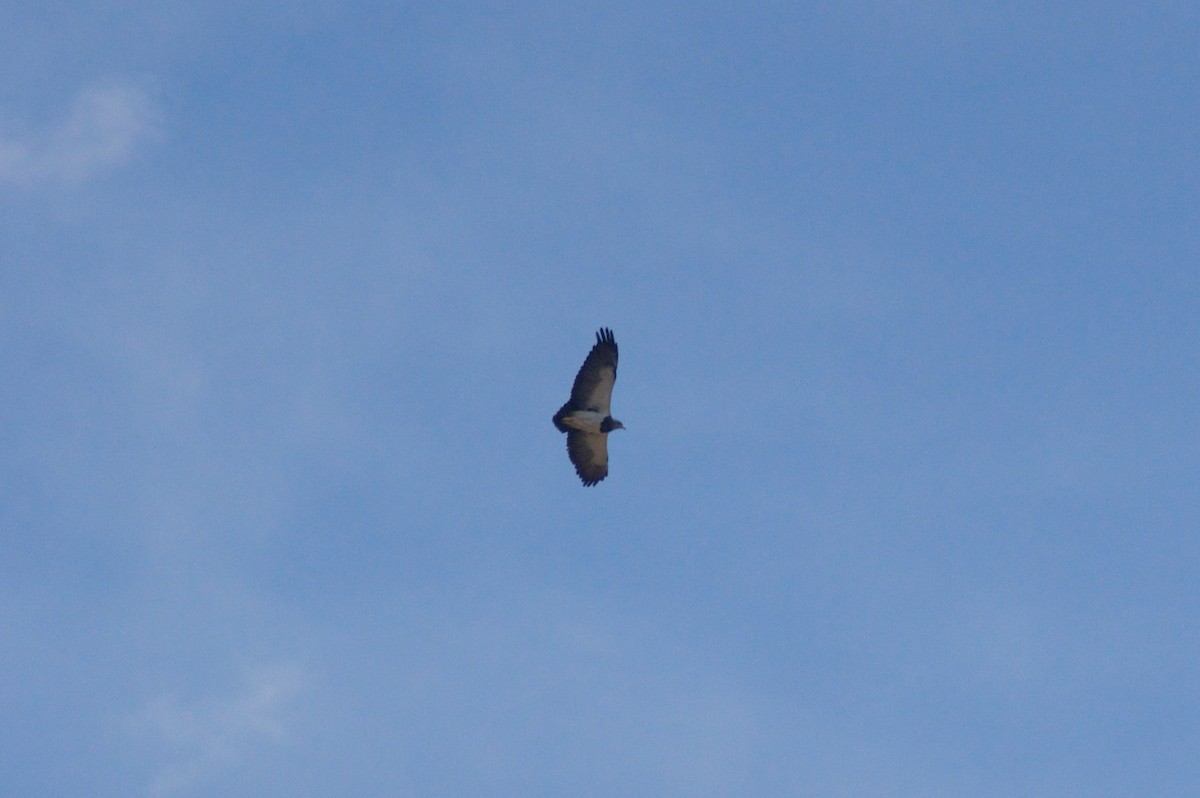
[552,328,624,486]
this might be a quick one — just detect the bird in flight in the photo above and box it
[552,327,624,486]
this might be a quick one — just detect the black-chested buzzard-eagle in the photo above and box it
[552,327,624,486]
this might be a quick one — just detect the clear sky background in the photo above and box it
[3,3,1198,796]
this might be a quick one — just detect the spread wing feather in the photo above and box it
[567,328,618,414]
[566,430,609,486]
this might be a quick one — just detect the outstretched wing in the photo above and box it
[566,429,609,486]
[567,328,618,414]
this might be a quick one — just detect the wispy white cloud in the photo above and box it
[0,81,159,185]
[130,663,307,797]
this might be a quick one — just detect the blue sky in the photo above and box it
[3,3,1198,796]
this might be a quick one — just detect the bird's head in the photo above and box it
[602,417,625,433]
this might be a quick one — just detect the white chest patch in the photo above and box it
[560,410,605,433]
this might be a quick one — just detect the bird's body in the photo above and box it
[554,409,608,433]
[553,327,624,486]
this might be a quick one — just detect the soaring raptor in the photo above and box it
[552,327,624,486]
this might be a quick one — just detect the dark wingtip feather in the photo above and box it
[595,327,616,353]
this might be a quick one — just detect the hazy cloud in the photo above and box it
[0,81,159,185]
[131,663,307,797]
